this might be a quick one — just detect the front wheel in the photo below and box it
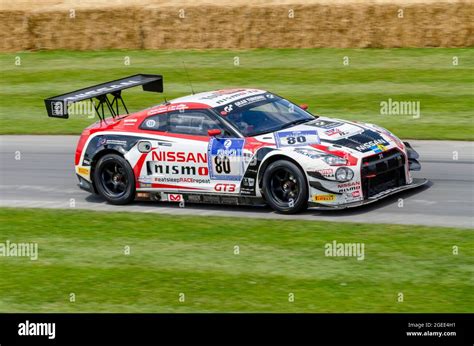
[262,160,308,214]
[93,153,136,205]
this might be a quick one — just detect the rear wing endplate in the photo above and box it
[44,74,163,120]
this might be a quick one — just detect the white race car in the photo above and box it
[45,74,427,213]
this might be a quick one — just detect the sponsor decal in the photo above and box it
[176,177,210,184]
[148,103,188,116]
[148,150,210,176]
[337,181,361,193]
[77,167,89,175]
[317,169,334,177]
[106,139,127,146]
[240,187,254,196]
[51,101,64,116]
[274,130,320,148]
[202,89,264,105]
[352,190,361,197]
[242,177,255,187]
[208,138,245,181]
[239,147,274,197]
[324,128,347,137]
[233,95,266,108]
[356,139,389,152]
[214,183,237,192]
[151,151,207,163]
[139,183,152,188]
[153,177,211,184]
[145,119,156,127]
[337,181,360,189]
[148,162,208,176]
[308,119,342,129]
[343,192,360,202]
[64,80,140,102]
[373,127,404,149]
[97,137,107,147]
[217,93,272,115]
[97,137,127,147]
[313,194,336,202]
[138,175,153,183]
[247,154,258,167]
[167,194,183,202]
[371,143,387,153]
[124,119,137,125]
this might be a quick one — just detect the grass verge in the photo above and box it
[0,208,472,312]
[0,48,473,139]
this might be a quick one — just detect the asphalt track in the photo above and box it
[0,136,472,228]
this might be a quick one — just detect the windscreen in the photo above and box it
[214,93,315,137]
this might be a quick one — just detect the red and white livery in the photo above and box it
[45,74,427,213]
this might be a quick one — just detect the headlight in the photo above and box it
[295,149,348,166]
[335,167,354,182]
[322,155,347,166]
[294,148,324,159]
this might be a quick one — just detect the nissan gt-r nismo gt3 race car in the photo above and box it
[45,74,427,214]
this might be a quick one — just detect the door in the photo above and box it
[142,108,242,194]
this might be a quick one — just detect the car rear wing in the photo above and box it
[44,74,163,120]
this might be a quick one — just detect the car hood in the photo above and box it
[252,117,404,157]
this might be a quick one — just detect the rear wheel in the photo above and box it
[262,160,308,214]
[94,154,135,205]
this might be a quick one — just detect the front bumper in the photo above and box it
[308,178,428,210]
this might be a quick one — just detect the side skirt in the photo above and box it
[135,190,267,207]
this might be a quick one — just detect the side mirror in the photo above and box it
[300,104,309,111]
[208,129,222,137]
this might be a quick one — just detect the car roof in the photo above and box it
[168,88,268,108]
[124,88,270,121]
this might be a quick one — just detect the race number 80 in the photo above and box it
[286,136,306,145]
[208,138,245,181]
[214,156,231,174]
[275,130,320,148]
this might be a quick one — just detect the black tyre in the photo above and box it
[262,160,308,214]
[93,153,136,205]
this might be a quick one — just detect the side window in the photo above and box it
[168,110,227,136]
[140,113,167,131]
